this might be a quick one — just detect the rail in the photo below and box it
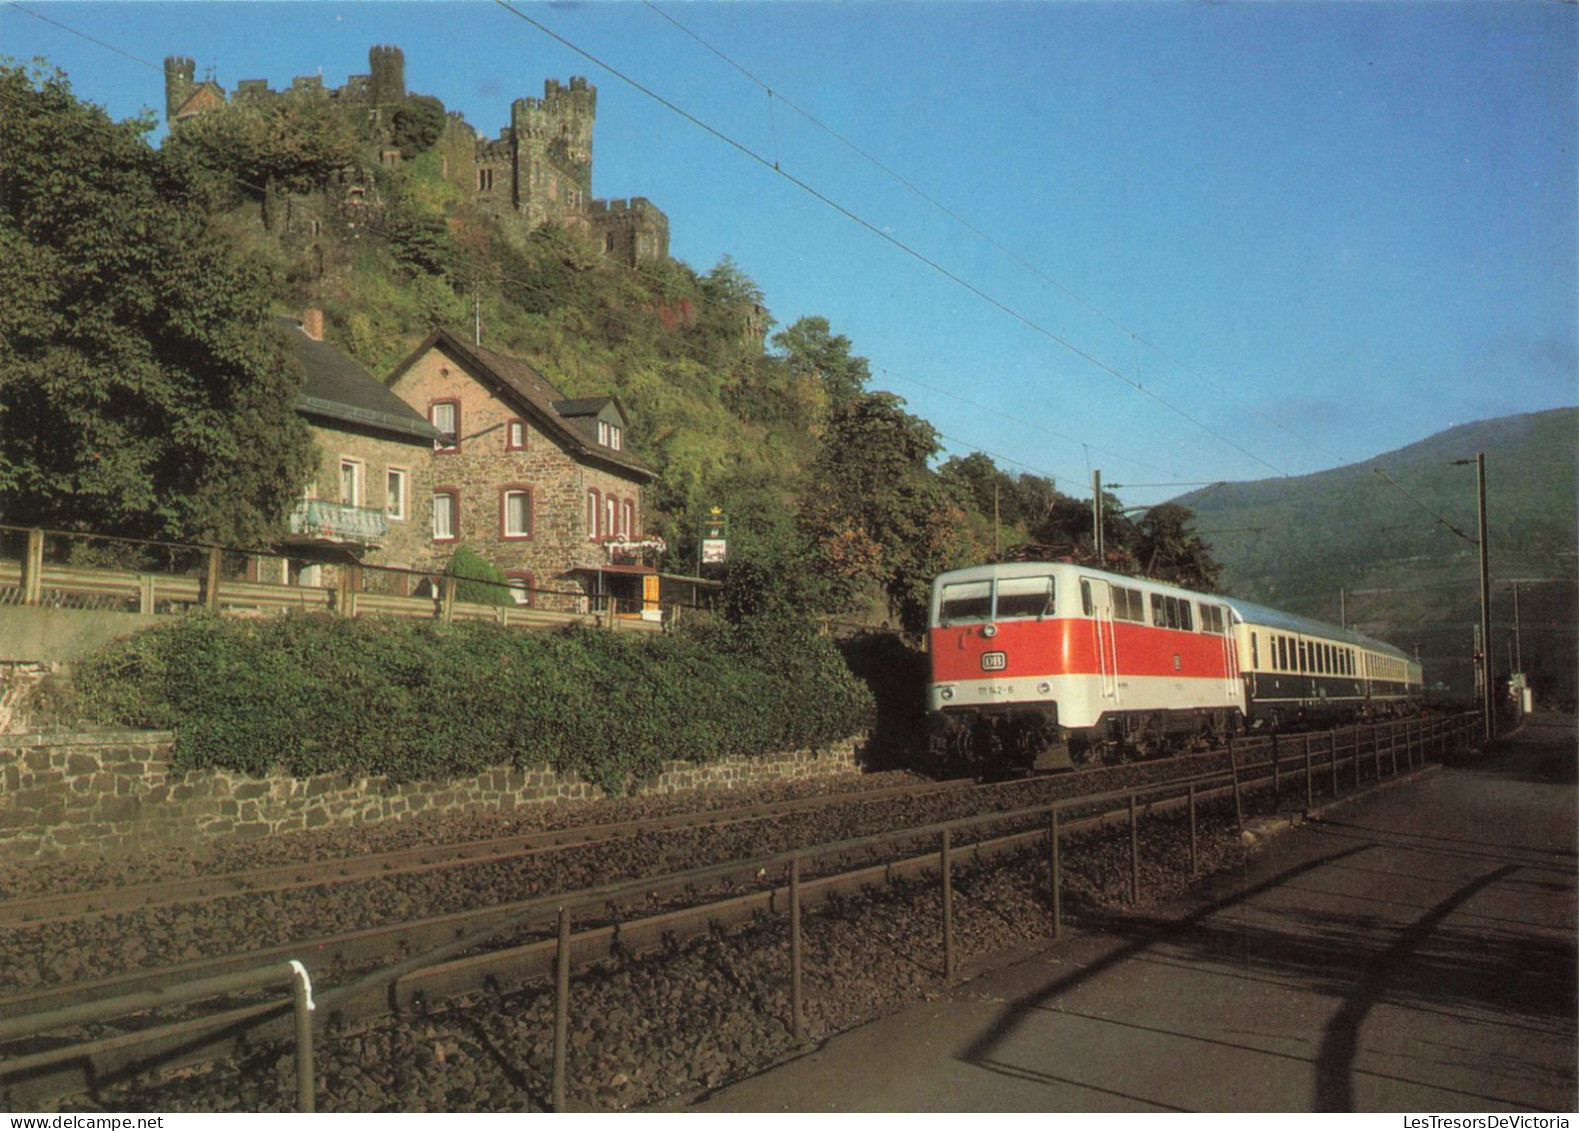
[0,712,1479,1110]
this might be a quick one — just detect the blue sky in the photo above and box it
[4,0,1575,508]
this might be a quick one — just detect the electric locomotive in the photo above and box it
[926,562,1422,775]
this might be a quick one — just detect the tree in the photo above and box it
[771,316,871,408]
[799,392,974,629]
[1134,503,1222,591]
[391,94,446,158]
[164,93,361,204]
[0,64,314,547]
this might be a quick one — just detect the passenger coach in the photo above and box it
[926,562,1422,774]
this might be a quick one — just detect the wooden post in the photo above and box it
[1304,733,1314,810]
[204,546,222,612]
[1329,733,1339,796]
[1187,783,1198,876]
[553,906,571,1112]
[138,574,155,616]
[21,528,44,605]
[941,829,956,982]
[440,575,456,623]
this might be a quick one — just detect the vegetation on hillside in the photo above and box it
[2,59,1223,631]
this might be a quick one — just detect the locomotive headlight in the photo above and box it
[981,623,998,639]
[940,687,955,701]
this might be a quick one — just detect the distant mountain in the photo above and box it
[1177,408,1578,704]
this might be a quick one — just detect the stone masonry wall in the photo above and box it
[0,730,861,864]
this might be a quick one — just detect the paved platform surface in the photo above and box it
[690,714,1578,1112]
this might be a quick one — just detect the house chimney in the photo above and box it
[302,308,325,341]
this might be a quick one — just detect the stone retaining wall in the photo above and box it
[0,730,862,863]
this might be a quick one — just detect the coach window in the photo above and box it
[1176,599,1194,632]
[1278,636,1289,671]
[1151,594,1166,628]
[1250,632,1259,668]
[1080,580,1093,616]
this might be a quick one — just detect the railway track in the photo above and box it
[0,715,1472,1111]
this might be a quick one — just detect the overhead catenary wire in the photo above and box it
[638,0,1355,473]
[488,0,1295,482]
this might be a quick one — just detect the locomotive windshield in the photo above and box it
[995,575,1055,620]
[937,575,1055,624]
[938,580,992,623]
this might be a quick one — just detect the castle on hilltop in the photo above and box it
[163,45,669,268]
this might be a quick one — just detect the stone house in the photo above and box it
[277,311,438,589]
[386,329,659,614]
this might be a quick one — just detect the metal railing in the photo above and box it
[0,961,317,1112]
[1,712,1479,1111]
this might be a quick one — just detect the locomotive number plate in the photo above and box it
[981,651,1007,672]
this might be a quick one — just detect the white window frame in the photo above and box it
[502,488,531,539]
[339,458,364,507]
[386,467,408,522]
[433,490,457,541]
[430,402,458,452]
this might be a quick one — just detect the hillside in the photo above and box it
[1178,408,1578,703]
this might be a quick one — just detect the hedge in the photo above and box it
[72,613,875,792]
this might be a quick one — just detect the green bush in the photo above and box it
[72,613,874,792]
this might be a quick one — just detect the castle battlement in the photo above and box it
[162,46,665,267]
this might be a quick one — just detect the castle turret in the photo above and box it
[509,76,597,226]
[163,56,195,123]
[369,45,405,106]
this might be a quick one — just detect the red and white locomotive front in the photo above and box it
[926,563,1097,772]
[927,562,1246,772]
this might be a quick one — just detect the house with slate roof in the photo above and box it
[386,328,660,615]
[277,310,438,587]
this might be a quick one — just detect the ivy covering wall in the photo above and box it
[73,614,874,792]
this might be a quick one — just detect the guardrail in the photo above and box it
[0,962,318,1112]
[0,712,1478,1111]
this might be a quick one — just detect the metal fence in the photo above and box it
[0,712,1478,1111]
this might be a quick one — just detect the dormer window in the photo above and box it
[598,420,623,451]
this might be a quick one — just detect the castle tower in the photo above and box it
[368,45,405,106]
[510,76,597,227]
[163,56,196,122]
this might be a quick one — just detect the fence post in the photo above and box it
[941,829,955,982]
[1048,809,1062,939]
[553,906,571,1112]
[21,528,44,605]
[1271,735,1281,798]
[204,546,222,612]
[1304,733,1314,810]
[1230,748,1245,841]
[138,574,156,616]
[1129,795,1141,904]
[789,857,804,1042]
[290,963,316,1114]
[1329,733,1339,796]
[1188,783,1198,876]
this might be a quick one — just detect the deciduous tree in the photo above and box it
[0,64,313,546]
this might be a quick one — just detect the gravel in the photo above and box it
[9,767,1281,1112]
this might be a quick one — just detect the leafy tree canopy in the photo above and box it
[771,315,870,408]
[800,392,977,629]
[0,63,314,546]
[391,94,446,158]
